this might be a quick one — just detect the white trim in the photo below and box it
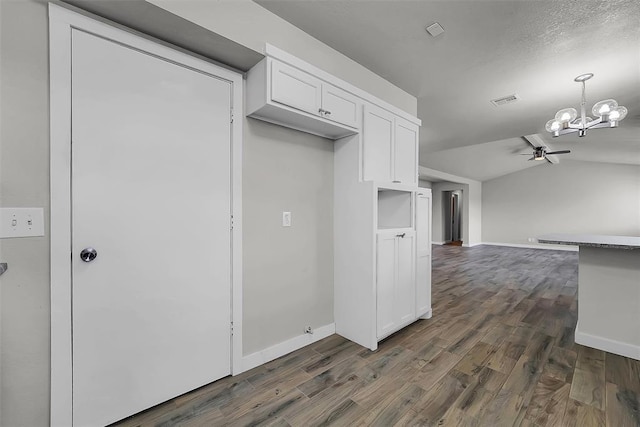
[575,325,640,361]
[49,5,243,426]
[241,324,336,373]
[462,242,483,248]
[419,309,433,320]
[264,44,420,126]
[481,242,578,252]
[432,241,445,245]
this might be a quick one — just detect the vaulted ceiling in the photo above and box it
[256,0,640,181]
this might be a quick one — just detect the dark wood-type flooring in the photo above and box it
[115,245,640,426]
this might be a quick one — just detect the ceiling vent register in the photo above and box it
[490,94,520,107]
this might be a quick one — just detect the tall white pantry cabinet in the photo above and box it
[246,45,432,351]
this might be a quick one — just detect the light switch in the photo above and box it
[282,211,291,227]
[0,208,45,238]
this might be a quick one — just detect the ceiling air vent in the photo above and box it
[490,94,520,107]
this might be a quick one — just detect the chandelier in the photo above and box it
[545,73,627,137]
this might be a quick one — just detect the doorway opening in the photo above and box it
[443,190,462,246]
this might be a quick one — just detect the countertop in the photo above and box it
[537,233,640,250]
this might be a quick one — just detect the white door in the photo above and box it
[376,233,397,337]
[396,233,416,324]
[416,193,432,316]
[271,60,322,116]
[71,29,232,427]
[363,105,394,182]
[394,118,418,185]
[321,83,359,128]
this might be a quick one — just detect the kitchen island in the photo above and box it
[538,233,640,360]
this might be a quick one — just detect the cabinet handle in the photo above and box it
[324,110,331,116]
[318,108,325,115]
[392,180,401,183]
[396,233,406,238]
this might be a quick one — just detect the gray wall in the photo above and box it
[1,1,51,426]
[483,160,640,246]
[242,119,334,354]
[418,179,432,189]
[0,1,415,425]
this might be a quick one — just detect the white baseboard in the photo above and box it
[575,326,640,361]
[481,241,578,252]
[419,309,433,320]
[432,241,445,245]
[462,242,482,248]
[240,323,336,373]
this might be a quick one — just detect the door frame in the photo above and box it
[49,5,244,426]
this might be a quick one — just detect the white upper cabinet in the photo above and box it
[321,84,359,128]
[363,104,395,182]
[246,58,360,140]
[394,118,419,186]
[363,104,418,186]
[270,60,322,116]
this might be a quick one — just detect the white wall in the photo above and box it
[0,1,416,425]
[483,160,640,247]
[148,0,417,116]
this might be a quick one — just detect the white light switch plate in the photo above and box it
[282,211,291,227]
[0,208,45,238]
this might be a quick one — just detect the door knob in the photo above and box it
[80,247,98,262]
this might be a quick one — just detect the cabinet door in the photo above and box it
[321,84,359,128]
[394,118,419,185]
[363,104,394,182]
[376,233,397,338]
[270,60,322,116]
[416,193,432,316]
[396,233,416,325]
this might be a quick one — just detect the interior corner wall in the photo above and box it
[242,118,334,355]
[482,160,640,246]
[418,179,432,189]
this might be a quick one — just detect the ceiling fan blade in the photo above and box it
[546,150,571,155]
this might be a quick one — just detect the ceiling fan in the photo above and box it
[520,146,570,161]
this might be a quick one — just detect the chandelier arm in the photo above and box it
[580,80,587,131]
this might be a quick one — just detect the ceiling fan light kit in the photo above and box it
[545,73,627,138]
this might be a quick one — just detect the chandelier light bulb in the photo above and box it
[592,99,618,117]
[555,108,577,124]
[545,119,561,132]
[609,106,627,121]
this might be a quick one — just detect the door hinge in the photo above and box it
[230,321,234,336]
[230,214,234,230]
[230,108,234,124]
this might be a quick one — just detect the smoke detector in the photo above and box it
[425,23,445,37]
[490,94,520,107]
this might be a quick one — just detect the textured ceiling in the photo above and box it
[256,0,640,180]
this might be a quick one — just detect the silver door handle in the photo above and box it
[80,247,98,262]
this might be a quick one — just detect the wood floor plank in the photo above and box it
[563,398,606,427]
[570,366,605,410]
[524,373,571,426]
[606,382,640,427]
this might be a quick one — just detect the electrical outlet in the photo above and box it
[282,211,291,227]
[304,326,313,334]
[0,208,45,238]
[528,237,536,243]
